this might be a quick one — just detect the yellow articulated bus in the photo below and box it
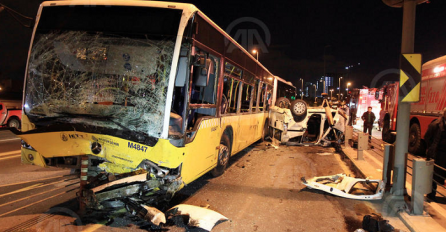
[16,0,295,210]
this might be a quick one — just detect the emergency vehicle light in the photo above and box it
[434,66,445,73]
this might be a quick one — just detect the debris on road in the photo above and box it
[362,213,395,232]
[267,143,279,149]
[166,204,228,231]
[126,200,166,226]
[301,173,384,200]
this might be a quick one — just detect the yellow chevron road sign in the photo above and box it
[400,54,422,103]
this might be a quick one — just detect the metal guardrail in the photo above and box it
[432,163,446,198]
[352,130,445,198]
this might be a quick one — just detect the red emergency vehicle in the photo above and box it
[349,88,381,124]
[0,100,22,130]
[381,55,446,155]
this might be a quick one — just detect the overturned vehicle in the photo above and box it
[268,97,348,146]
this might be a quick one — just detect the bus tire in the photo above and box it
[290,99,307,117]
[211,134,231,177]
[7,117,21,130]
[276,97,291,109]
[408,123,424,155]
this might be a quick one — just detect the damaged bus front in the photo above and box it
[19,2,210,212]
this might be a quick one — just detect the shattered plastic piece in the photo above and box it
[301,173,384,200]
[267,143,279,149]
[95,183,141,202]
[166,204,228,231]
[98,162,136,174]
[92,172,148,193]
[126,200,166,226]
[141,205,166,226]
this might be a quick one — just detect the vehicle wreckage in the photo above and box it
[301,173,384,200]
[268,97,348,146]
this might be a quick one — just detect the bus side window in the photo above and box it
[223,77,241,114]
[190,50,218,105]
[240,83,252,113]
[258,83,266,112]
[252,81,259,112]
[265,87,272,111]
[222,62,243,114]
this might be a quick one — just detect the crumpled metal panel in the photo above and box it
[166,204,228,231]
[302,173,384,200]
[25,31,174,138]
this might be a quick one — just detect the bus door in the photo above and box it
[241,72,259,145]
[237,82,255,149]
[183,51,221,181]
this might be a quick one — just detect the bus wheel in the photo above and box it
[408,123,424,155]
[211,134,231,177]
[276,97,291,109]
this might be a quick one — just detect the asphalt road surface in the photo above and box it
[0,136,406,232]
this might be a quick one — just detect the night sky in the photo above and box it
[1,0,446,96]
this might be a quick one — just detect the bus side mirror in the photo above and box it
[193,55,211,87]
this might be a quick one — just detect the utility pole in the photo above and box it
[392,0,417,197]
[300,78,304,99]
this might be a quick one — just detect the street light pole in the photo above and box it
[300,78,304,99]
[320,79,326,94]
[392,0,417,197]
[252,49,258,61]
[347,82,351,95]
[339,77,343,99]
[313,85,317,103]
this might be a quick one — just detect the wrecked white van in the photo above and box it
[268,98,348,146]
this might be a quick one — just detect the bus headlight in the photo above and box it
[21,140,36,151]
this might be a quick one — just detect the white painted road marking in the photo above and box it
[0,137,21,142]
[0,150,21,161]
[0,155,21,161]
[0,150,21,157]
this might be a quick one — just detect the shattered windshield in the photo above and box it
[25,6,182,138]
